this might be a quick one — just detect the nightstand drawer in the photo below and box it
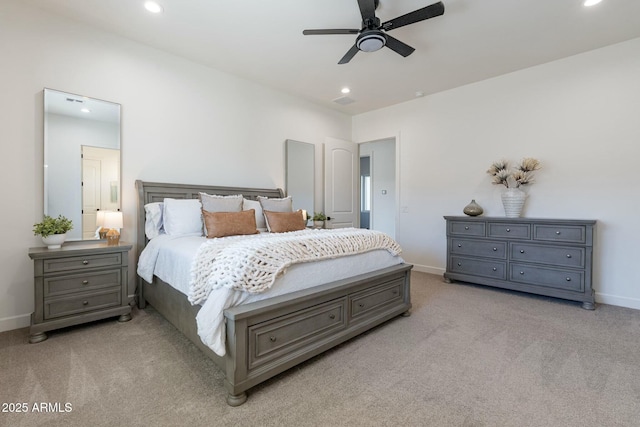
[450,256,506,280]
[510,264,584,292]
[488,222,530,239]
[510,244,585,268]
[43,253,122,273]
[44,270,122,297]
[451,238,506,259]
[44,288,121,320]
[448,221,485,237]
[533,225,587,244]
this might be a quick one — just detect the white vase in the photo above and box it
[42,233,67,249]
[501,188,526,218]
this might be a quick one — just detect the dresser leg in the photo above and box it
[118,313,132,322]
[443,277,453,284]
[581,301,595,310]
[401,310,411,317]
[29,332,47,344]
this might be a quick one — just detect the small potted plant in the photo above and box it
[312,212,327,229]
[33,215,73,249]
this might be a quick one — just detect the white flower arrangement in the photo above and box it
[487,157,541,188]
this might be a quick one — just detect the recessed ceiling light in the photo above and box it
[415,91,425,97]
[81,108,91,113]
[584,0,602,6]
[144,1,164,13]
[341,87,351,94]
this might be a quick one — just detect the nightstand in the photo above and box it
[28,241,132,343]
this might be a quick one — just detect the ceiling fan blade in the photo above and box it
[384,34,415,57]
[303,29,360,35]
[381,1,445,31]
[357,0,377,22]
[338,44,360,65]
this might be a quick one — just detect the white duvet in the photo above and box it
[137,231,404,356]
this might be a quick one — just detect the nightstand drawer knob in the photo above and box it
[457,244,462,248]
[82,260,89,265]
[520,271,525,275]
[82,280,89,285]
[492,267,497,271]
[269,336,277,342]
[566,254,572,258]
[457,262,462,267]
[493,248,497,251]
[359,303,365,308]
[566,277,571,281]
[329,314,335,319]
[506,228,511,232]
[82,300,89,305]
[520,250,525,253]
[464,226,469,230]
[556,231,561,235]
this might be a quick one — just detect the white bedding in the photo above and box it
[137,232,404,356]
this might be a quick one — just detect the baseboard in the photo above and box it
[595,292,640,310]
[411,264,445,276]
[0,313,30,333]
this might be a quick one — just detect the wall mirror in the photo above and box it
[44,88,121,240]
[285,139,314,218]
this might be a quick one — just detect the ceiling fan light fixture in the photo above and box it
[356,31,386,52]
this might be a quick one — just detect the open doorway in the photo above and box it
[359,138,396,239]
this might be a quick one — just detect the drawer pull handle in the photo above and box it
[492,267,497,271]
[82,280,89,285]
[506,228,511,232]
[457,244,462,248]
[82,260,89,265]
[566,254,572,258]
[457,262,462,267]
[82,301,89,305]
[519,271,525,275]
[493,247,497,251]
[392,290,398,295]
[566,277,571,282]
[520,250,525,254]
[269,336,277,342]
[359,303,365,308]
[329,314,336,319]
[556,231,561,235]
[464,226,469,230]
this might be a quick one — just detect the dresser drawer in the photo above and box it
[350,279,405,319]
[448,221,485,237]
[510,243,585,268]
[43,253,122,274]
[248,298,346,369]
[44,288,122,320]
[488,222,530,239]
[449,256,506,280]
[510,263,584,292]
[533,225,587,244]
[451,239,506,259]
[44,270,122,297]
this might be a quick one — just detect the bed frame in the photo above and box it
[135,180,412,406]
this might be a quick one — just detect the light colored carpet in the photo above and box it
[2,271,640,427]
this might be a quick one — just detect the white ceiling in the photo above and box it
[26,0,640,115]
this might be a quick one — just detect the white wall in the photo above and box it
[353,37,640,309]
[0,1,350,332]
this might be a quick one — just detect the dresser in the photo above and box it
[443,216,596,309]
[28,242,132,343]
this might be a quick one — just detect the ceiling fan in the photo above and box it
[303,0,445,64]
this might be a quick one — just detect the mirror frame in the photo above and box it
[43,88,122,241]
[285,139,314,219]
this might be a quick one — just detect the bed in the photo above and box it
[135,180,412,406]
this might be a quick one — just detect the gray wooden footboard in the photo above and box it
[135,180,412,405]
[141,263,412,406]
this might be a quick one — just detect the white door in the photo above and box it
[82,158,101,239]
[324,137,359,228]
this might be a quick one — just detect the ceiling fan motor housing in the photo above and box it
[356,30,386,52]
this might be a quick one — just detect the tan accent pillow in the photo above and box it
[263,210,306,233]
[202,209,259,238]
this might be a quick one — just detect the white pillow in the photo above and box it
[243,198,267,231]
[144,202,164,239]
[162,198,203,236]
[257,196,293,232]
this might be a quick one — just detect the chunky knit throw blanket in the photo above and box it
[188,228,401,304]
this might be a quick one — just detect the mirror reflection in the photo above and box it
[44,88,121,240]
[285,139,314,219]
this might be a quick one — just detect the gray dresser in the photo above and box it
[443,216,596,309]
[28,242,132,343]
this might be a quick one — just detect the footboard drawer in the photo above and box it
[349,278,405,320]
[248,298,347,369]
